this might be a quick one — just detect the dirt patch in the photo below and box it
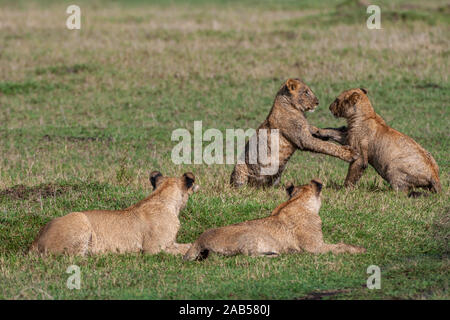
[42,135,114,143]
[0,183,79,200]
[414,83,442,89]
[34,63,96,76]
[437,4,450,14]
[297,288,352,300]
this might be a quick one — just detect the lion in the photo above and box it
[230,78,358,188]
[29,171,199,256]
[184,179,365,260]
[312,88,441,195]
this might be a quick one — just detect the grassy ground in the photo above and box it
[0,0,449,299]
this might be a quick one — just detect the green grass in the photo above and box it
[0,0,449,299]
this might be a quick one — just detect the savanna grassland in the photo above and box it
[0,0,449,299]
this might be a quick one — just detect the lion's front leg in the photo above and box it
[281,123,356,163]
[344,159,367,188]
[301,134,357,163]
[344,141,368,188]
[164,243,192,255]
[311,126,348,145]
[230,164,249,188]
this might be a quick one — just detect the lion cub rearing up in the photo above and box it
[313,88,441,194]
[184,179,365,260]
[230,78,357,188]
[29,171,199,256]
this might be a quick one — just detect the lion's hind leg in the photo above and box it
[238,234,280,257]
[31,212,93,256]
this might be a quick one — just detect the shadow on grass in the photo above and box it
[326,179,389,193]
[0,183,83,201]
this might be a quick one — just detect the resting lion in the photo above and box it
[29,171,199,256]
[184,179,365,260]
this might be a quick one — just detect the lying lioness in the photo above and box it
[312,88,441,195]
[29,171,199,256]
[184,179,365,260]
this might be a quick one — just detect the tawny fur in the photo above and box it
[312,88,441,193]
[184,179,365,260]
[230,78,358,188]
[29,172,199,256]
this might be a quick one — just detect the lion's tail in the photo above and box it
[430,177,442,193]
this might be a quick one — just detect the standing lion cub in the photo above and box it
[184,179,365,260]
[29,171,199,256]
[230,78,358,188]
[312,88,441,195]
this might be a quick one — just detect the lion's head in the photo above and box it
[280,78,319,113]
[329,88,369,118]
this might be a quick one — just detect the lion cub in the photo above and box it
[313,88,441,195]
[29,171,199,256]
[184,179,365,260]
[230,78,357,188]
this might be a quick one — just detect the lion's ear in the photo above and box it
[285,182,295,198]
[310,179,323,195]
[348,92,361,105]
[286,79,299,92]
[150,171,163,190]
[360,88,368,94]
[183,172,195,189]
